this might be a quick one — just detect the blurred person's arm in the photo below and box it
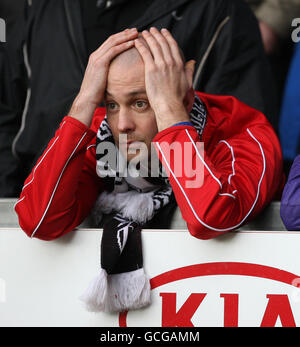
[258,21,280,55]
[253,0,300,54]
[281,155,300,230]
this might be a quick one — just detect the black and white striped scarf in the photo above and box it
[80,94,207,313]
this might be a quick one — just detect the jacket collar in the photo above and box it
[130,0,191,30]
[63,0,191,72]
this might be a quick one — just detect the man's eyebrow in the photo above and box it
[105,90,147,97]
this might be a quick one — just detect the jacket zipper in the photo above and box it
[12,42,32,159]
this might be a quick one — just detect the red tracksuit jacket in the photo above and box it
[15,92,284,240]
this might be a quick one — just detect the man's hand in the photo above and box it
[135,27,195,131]
[259,21,279,55]
[69,28,138,127]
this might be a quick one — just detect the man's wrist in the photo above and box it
[171,121,194,127]
[154,103,190,132]
[68,95,98,127]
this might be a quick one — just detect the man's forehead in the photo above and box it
[105,88,147,96]
[105,89,147,99]
[106,58,146,99]
[109,45,144,70]
[106,44,147,99]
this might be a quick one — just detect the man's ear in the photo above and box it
[184,60,196,113]
[184,87,195,113]
[185,60,196,89]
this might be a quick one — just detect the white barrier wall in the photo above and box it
[1,228,300,327]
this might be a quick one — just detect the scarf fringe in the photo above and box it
[79,268,108,312]
[80,268,151,313]
[106,268,151,313]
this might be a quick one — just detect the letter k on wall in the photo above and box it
[160,293,206,327]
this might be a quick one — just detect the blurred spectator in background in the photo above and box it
[0,0,27,197]
[280,150,300,230]
[247,0,300,156]
[246,0,300,55]
[279,42,300,175]
[0,0,278,197]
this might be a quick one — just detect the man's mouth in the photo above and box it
[119,139,144,147]
[126,140,143,148]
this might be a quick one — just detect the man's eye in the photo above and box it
[135,100,147,109]
[107,102,118,110]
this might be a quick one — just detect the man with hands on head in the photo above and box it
[15,28,284,241]
[70,27,195,131]
[1,0,282,199]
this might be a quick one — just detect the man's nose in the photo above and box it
[117,109,136,133]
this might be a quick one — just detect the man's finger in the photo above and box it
[161,28,183,66]
[102,40,135,63]
[95,28,138,55]
[149,27,173,65]
[134,38,155,68]
[142,30,165,65]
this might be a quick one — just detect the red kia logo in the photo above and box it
[119,262,300,327]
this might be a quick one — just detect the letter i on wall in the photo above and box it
[0,18,6,42]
